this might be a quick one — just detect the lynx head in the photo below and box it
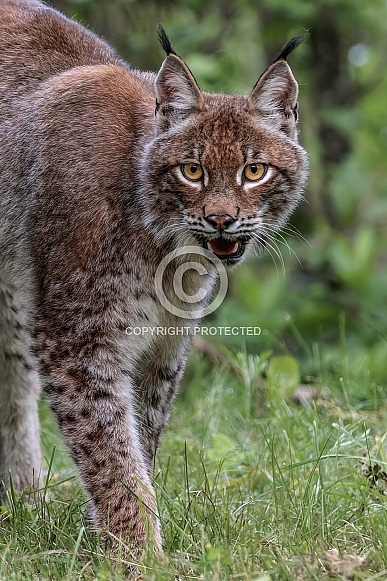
[142,28,309,267]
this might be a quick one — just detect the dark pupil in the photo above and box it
[250,164,257,173]
[190,165,198,174]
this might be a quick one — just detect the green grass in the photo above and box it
[1,346,387,580]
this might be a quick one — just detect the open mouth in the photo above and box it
[206,238,245,260]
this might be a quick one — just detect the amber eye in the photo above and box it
[244,163,267,181]
[181,163,203,182]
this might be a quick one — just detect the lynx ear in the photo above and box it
[246,60,299,137]
[246,31,308,139]
[155,26,204,131]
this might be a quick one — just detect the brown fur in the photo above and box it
[0,0,308,557]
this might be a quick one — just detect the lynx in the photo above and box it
[0,0,308,556]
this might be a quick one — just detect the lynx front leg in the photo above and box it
[37,328,162,556]
[0,283,42,498]
[134,338,189,472]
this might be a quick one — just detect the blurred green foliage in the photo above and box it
[51,0,387,383]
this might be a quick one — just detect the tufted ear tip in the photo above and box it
[273,29,310,63]
[157,24,177,56]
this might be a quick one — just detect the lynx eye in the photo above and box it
[181,163,203,182]
[244,163,267,181]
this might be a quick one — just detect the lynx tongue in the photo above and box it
[208,239,239,256]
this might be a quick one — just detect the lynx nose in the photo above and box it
[205,213,236,230]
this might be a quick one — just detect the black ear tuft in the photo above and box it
[273,29,309,63]
[157,24,177,56]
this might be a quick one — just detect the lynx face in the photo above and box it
[142,35,308,266]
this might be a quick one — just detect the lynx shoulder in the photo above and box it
[0,0,308,557]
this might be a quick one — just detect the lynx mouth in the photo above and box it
[206,239,245,260]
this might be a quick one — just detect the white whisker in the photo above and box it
[280,224,311,246]
[259,226,301,268]
[249,231,284,275]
